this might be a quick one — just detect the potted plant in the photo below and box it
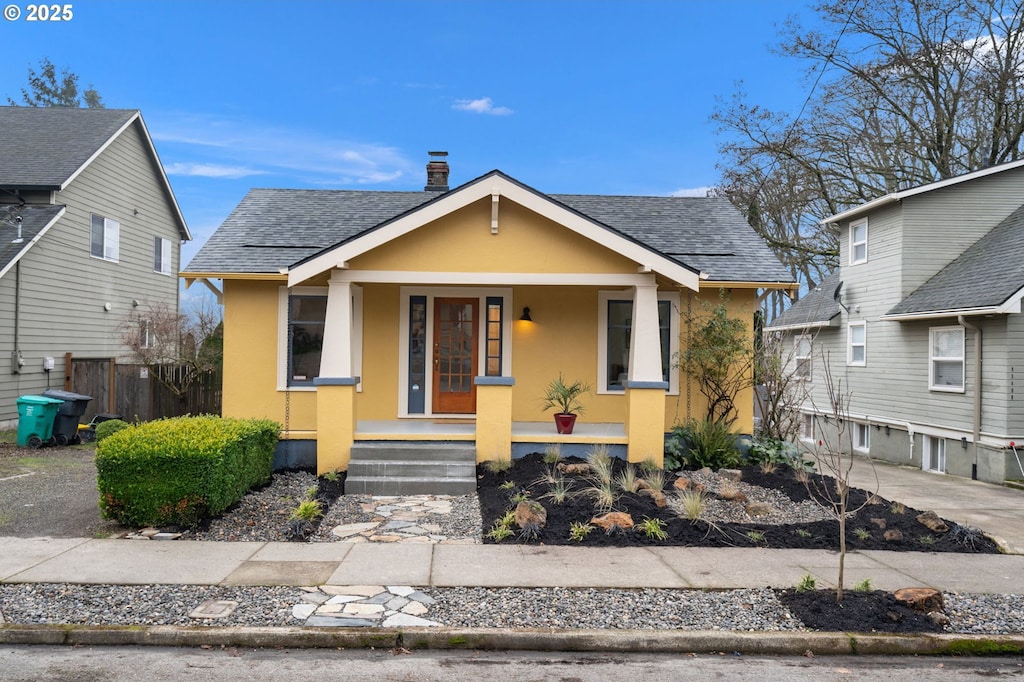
[541,374,591,434]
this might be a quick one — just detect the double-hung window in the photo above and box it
[848,322,866,366]
[598,291,679,393]
[91,215,119,262]
[287,294,327,386]
[923,435,946,473]
[850,218,867,264]
[930,326,965,392]
[154,237,172,275]
[794,334,812,379]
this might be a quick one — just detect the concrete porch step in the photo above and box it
[347,441,478,495]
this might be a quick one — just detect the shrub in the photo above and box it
[95,419,130,443]
[96,415,280,528]
[746,436,813,471]
[666,419,741,470]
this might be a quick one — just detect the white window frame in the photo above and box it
[798,412,815,442]
[922,434,946,473]
[929,326,965,393]
[90,215,120,262]
[154,237,172,275]
[847,322,866,366]
[140,320,154,349]
[597,290,680,395]
[277,285,363,392]
[853,422,871,452]
[850,218,867,265]
[794,334,812,380]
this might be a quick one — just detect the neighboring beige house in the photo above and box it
[0,107,191,426]
[770,160,1024,483]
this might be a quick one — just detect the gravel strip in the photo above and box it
[1,583,1023,633]
[185,471,320,542]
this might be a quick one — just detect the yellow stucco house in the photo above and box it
[184,155,795,493]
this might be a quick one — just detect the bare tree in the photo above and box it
[714,0,1024,319]
[8,57,104,108]
[756,329,813,443]
[119,300,222,409]
[804,352,879,602]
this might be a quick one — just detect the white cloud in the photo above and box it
[669,186,714,198]
[453,97,514,116]
[147,112,416,186]
[164,162,267,179]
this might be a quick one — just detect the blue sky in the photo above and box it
[0,0,820,278]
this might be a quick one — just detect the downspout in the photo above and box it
[958,315,981,480]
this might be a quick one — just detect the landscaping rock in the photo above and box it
[744,502,772,517]
[639,488,667,507]
[916,510,949,533]
[591,512,634,532]
[673,477,692,491]
[514,501,547,529]
[894,587,945,613]
[870,517,887,529]
[718,469,742,482]
[884,529,904,543]
[557,463,591,475]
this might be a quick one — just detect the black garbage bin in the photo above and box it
[41,389,93,445]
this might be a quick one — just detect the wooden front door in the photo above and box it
[433,298,478,414]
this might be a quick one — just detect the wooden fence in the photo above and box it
[67,354,221,421]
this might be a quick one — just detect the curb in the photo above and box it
[3,624,1024,656]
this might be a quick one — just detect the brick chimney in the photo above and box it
[424,151,449,192]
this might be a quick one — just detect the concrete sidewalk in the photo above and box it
[3,537,1024,594]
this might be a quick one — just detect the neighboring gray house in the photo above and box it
[0,107,190,427]
[770,160,1024,483]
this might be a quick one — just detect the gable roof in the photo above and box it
[823,159,1024,225]
[883,204,1024,320]
[0,106,190,240]
[185,170,794,290]
[766,271,843,331]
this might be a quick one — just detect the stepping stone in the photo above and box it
[344,603,385,616]
[382,613,441,627]
[306,616,378,627]
[387,586,416,597]
[332,522,380,538]
[300,592,331,605]
[332,585,386,597]
[292,603,317,620]
[325,594,364,604]
[407,591,435,605]
[386,596,410,611]
[401,601,429,616]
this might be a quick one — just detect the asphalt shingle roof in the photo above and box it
[0,107,138,189]
[767,271,843,329]
[887,204,1024,316]
[184,173,794,285]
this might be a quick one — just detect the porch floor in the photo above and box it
[355,420,627,444]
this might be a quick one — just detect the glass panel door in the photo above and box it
[433,298,478,413]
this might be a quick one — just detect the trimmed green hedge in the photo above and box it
[96,416,280,528]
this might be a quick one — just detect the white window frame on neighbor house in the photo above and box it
[154,237,172,275]
[794,334,812,380]
[847,322,866,366]
[90,215,119,262]
[597,290,680,395]
[850,218,868,265]
[798,412,815,442]
[853,422,871,452]
[923,434,946,473]
[276,285,363,392]
[929,326,965,393]
[139,320,154,349]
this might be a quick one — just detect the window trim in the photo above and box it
[277,286,363,392]
[850,218,867,265]
[853,421,871,452]
[90,214,120,262]
[139,319,154,349]
[597,290,679,395]
[154,237,172,275]
[847,322,866,366]
[798,412,815,442]
[929,325,966,393]
[922,434,946,473]
[794,334,812,380]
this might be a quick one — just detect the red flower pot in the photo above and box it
[554,413,577,434]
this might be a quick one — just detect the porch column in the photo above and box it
[315,277,357,474]
[474,376,514,464]
[626,282,667,465]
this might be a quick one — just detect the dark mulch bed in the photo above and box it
[779,589,946,633]
[477,453,1000,553]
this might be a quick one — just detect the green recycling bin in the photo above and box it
[16,395,62,448]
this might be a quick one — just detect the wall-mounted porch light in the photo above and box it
[520,307,533,322]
